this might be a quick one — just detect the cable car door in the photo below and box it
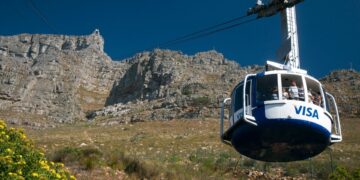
[325,92,342,143]
[245,80,252,116]
[243,75,257,125]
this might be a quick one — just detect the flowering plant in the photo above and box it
[0,120,75,179]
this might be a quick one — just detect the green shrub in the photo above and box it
[51,147,82,163]
[51,146,102,170]
[329,166,351,180]
[182,86,192,96]
[0,119,75,179]
[105,150,160,178]
[329,166,360,180]
[192,96,211,107]
[352,168,360,179]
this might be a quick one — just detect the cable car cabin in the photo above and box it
[220,70,342,162]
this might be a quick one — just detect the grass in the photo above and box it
[18,117,360,179]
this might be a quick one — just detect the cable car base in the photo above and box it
[222,118,330,162]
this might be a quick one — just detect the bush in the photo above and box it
[0,119,75,179]
[192,96,211,107]
[182,86,192,96]
[51,146,102,170]
[329,166,360,180]
[105,150,160,178]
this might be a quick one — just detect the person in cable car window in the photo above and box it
[288,80,299,100]
[282,87,289,100]
[271,87,278,100]
[308,89,314,103]
[313,92,322,106]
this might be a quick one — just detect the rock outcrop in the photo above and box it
[0,30,127,123]
[92,49,262,123]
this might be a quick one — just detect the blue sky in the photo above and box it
[1,0,359,78]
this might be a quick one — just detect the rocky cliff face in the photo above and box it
[0,30,259,124]
[0,31,358,125]
[321,69,360,117]
[0,30,127,124]
[96,49,261,123]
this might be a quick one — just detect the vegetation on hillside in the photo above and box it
[0,120,75,179]
[23,118,360,179]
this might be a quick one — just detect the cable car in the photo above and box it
[220,0,342,162]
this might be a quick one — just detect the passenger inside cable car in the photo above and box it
[254,73,325,107]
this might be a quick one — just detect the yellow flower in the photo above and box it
[39,160,46,165]
[0,124,4,129]
[44,165,50,171]
[50,161,55,166]
[32,172,39,177]
[17,169,22,175]
[55,173,61,179]
[5,135,9,139]
[5,148,13,154]
[58,163,64,167]
[70,175,76,180]
[39,160,51,170]
[17,160,26,165]
[4,155,12,163]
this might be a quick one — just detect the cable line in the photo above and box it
[123,15,259,59]
[160,14,250,47]
[163,17,258,47]
[26,0,58,33]
[123,11,260,58]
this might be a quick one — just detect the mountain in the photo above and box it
[0,31,358,126]
[320,69,360,117]
[0,30,261,125]
[0,30,127,124]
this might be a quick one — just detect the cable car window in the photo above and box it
[256,74,278,103]
[325,92,337,119]
[246,80,251,105]
[306,78,324,107]
[281,74,304,101]
[234,84,244,111]
[245,80,253,115]
[323,88,331,112]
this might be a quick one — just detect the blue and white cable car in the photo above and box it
[220,0,342,162]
